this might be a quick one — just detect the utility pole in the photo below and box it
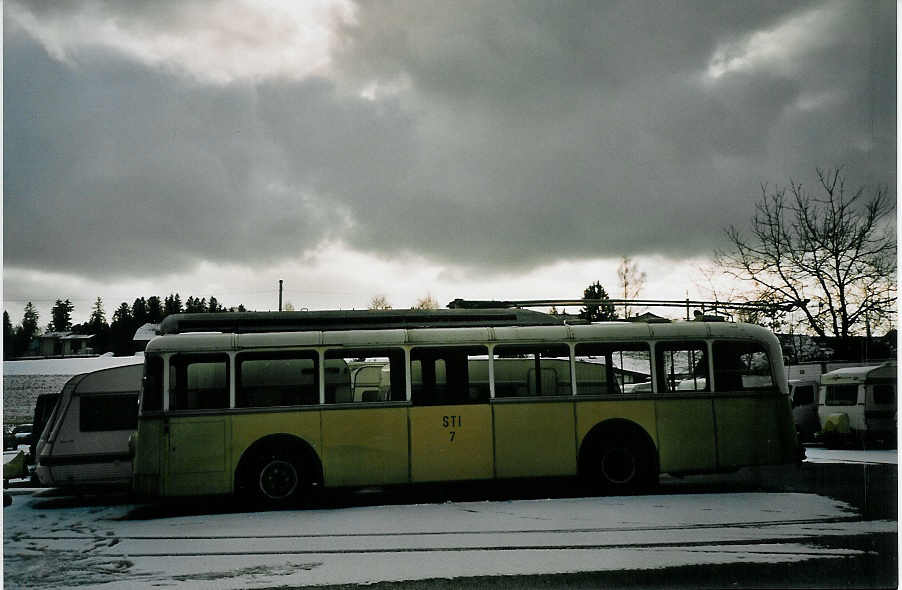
[278,280,283,312]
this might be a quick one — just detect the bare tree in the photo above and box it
[368,295,393,310]
[412,294,440,310]
[715,167,896,349]
[616,256,646,318]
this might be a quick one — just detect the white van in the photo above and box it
[34,363,142,488]
[818,363,897,448]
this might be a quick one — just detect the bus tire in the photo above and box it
[236,438,319,509]
[581,425,657,494]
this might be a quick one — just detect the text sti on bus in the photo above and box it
[131,310,801,506]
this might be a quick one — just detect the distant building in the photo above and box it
[132,323,160,353]
[37,332,95,357]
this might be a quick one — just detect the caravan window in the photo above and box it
[81,394,139,431]
[825,384,858,406]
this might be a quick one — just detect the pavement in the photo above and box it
[2,446,897,589]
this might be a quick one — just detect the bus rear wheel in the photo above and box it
[585,431,656,494]
[247,452,307,508]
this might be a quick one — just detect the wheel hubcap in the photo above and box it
[601,447,637,485]
[259,459,299,500]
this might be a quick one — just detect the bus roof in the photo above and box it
[158,309,567,335]
[146,318,781,354]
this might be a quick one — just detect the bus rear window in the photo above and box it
[825,384,858,406]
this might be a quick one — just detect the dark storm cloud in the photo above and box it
[3,1,895,279]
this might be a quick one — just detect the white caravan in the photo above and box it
[34,363,142,487]
[818,363,897,448]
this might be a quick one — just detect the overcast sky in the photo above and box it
[3,0,896,325]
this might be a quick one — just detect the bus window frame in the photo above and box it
[573,341,653,397]
[323,347,407,406]
[409,344,491,406]
[234,349,320,409]
[654,340,710,394]
[490,342,573,399]
[168,352,232,412]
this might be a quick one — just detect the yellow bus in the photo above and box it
[132,309,800,506]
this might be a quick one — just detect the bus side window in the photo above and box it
[143,355,164,412]
[324,348,405,404]
[656,342,708,393]
[236,351,318,408]
[411,346,489,405]
[493,344,570,398]
[169,354,230,411]
[712,341,774,392]
[574,343,651,395]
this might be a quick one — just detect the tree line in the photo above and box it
[3,294,248,359]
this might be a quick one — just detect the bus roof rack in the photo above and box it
[447,297,805,321]
[158,309,567,335]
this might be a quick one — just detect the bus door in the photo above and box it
[493,345,577,478]
[654,342,718,473]
[409,347,494,482]
[164,353,232,496]
[320,350,409,487]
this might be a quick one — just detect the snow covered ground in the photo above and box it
[805,447,897,465]
[2,486,895,589]
[3,355,143,376]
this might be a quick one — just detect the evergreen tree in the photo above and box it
[579,282,618,322]
[4,311,13,360]
[164,293,183,316]
[15,302,40,357]
[87,297,111,353]
[146,296,163,322]
[110,302,135,355]
[50,299,75,332]
[207,296,222,313]
[132,297,148,325]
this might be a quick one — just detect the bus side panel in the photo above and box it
[230,410,322,486]
[409,405,493,482]
[492,401,577,478]
[321,407,408,487]
[714,395,797,468]
[133,417,164,496]
[575,400,657,460]
[654,399,716,473]
[164,416,231,496]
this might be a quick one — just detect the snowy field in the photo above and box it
[2,484,895,589]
